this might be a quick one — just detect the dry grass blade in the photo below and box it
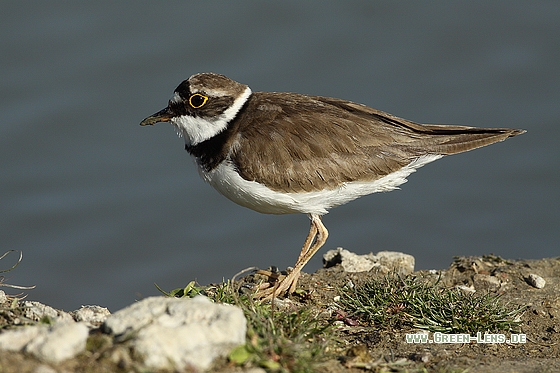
[0,251,35,290]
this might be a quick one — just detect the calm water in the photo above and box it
[1,2,559,311]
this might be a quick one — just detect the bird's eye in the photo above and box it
[189,93,209,108]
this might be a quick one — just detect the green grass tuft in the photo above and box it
[338,273,525,334]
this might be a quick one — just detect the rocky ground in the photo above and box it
[291,254,560,372]
[0,251,558,373]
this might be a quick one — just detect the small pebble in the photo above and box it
[413,351,432,363]
[456,285,476,294]
[526,274,546,289]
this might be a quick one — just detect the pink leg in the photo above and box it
[256,214,328,300]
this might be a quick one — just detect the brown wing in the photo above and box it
[231,92,524,193]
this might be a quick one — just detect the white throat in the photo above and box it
[171,86,252,146]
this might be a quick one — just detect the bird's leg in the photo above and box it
[256,214,328,300]
[294,215,319,264]
[253,216,317,291]
[287,214,328,294]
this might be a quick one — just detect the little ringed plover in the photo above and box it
[140,72,525,299]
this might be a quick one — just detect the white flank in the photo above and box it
[171,86,252,147]
[199,154,443,215]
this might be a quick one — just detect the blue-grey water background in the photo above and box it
[1,2,558,312]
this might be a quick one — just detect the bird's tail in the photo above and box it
[408,124,525,155]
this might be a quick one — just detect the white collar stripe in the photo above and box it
[172,86,252,146]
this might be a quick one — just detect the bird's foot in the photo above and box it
[253,268,301,300]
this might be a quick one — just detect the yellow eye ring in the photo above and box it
[189,93,209,108]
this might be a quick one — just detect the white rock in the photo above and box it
[376,251,415,274]
[103,296,246,372]
[0,324,44,351]
[323,248,415,274]
[71,305,111,327]
[0,321,89,363]
[526,274,546,289]
[25,321,89,363]
[103,296,169,336]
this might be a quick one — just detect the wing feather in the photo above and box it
[230,92,523,193]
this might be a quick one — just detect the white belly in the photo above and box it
[198,154,442,215]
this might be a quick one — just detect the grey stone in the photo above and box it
[323,248,415,274]
[323,247,376,272]
[23,301,73,323]
[103,295,246,372]
[526,273,546,289]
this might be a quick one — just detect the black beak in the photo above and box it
[140,107,173,126]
